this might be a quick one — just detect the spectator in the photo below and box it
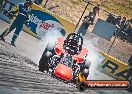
[124,19,132,42]
[0,0,32,46]
[119,17,127,31]
[114,16,122,26]
[92,3,100,20]
[77,11,94,37]
[117,17,127,40]
[114,16,122,36]
[125,18,132,30]
[106,13,115,24]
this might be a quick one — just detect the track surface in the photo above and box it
[0,19,131,94]
[0,41,100,94]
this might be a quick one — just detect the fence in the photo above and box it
[38,0,132,64]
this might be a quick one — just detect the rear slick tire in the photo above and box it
[39,53,49,72]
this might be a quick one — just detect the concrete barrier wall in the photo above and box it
[99,51,130,80]
[0,1,76,39]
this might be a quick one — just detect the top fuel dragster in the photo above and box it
[39,33,90,84]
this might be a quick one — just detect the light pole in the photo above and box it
[74,0,91,32]
[44,0,49,8]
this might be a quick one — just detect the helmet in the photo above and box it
[63,33,83,55]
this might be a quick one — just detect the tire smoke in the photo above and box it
[83,37,105,80]
[36,28,64,65]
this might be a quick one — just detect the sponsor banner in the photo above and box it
[99,51,130,80]
[92,19,116,41]
[26,4,76,39]
[0,1,76,39]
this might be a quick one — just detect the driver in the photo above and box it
[68,39,78,50]
[65,38,80,55]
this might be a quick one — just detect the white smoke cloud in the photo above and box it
[40,28,64,49]
[36,28,64,65]
[36,30,105,80]
[83,37,105,80]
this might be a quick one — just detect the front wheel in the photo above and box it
[39,44,55,72]
[39,52,49,72]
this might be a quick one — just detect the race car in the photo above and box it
[39,33,90,83]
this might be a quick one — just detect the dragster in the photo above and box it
[39,33,91,84]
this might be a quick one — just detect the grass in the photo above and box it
[70,0,132,22]
[69,0,81,5]
[42,0,131,23]
[92,0,132,18]
[69,0,132,18]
